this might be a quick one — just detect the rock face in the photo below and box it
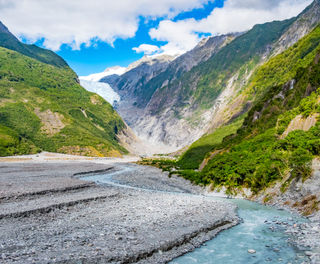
[255,158,320,217]
[101,55,176,108]
[100,1,320,154]
[273,0,320,55]
[102,34,239,152]
[281,113,319,138]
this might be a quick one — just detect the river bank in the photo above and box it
[0,153,318,263]
[0,159,238,263]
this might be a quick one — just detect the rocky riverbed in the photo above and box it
[254,158,320,263]
[0,160,238,263]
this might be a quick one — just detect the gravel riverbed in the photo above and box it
[0,161,238,263]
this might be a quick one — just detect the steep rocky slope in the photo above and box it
[102,0,320,153]
[101,33,239,151]
[136,19,294,150]
[0,22,132,157]
[147,23,320,221]
[100,55,176,129]
[171,24,320,209]
[206,0,320,134]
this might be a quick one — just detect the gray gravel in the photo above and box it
[254,158,320,263]
[98,163,204,194]
[286,214,320,264]
[0,162,238,263]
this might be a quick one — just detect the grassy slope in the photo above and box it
[0,23,67,68]
[0,47,127,157]
[177,118,244,170]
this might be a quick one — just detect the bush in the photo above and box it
[289,148,313,181]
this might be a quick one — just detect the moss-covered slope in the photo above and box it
[0,46,128,157]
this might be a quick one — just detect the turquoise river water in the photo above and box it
[81,164,309,264]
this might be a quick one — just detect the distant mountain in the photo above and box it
[81,66,127,82]
[101,34,238,150]
[101,0,320,153]
[100,54,177,103]
[0,21,131,157]
[100,54,177,129]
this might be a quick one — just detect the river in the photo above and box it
[81,163,309,264]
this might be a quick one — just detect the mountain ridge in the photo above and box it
[0,22,132,157]
[122,0,320,153]
[0,21,68,68]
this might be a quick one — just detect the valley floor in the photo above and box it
[0,152,319,263]
[0,155,238,263]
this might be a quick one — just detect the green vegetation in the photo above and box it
[177,118,244,169]
[192,19,295,107]
[0,47,127,157]
[148,25,320,196]
[0,22,67,67]
[144,18,295,115]
[239,25,320,137]
[198,34,320,194]
[246,25,320,99]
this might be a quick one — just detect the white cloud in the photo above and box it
[149,19,201,55]
[149,0,312,55]
[0,0,209,50]
[133,44,160,55]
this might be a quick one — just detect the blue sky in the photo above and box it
[56,1,224,76]
[0,0,312,76]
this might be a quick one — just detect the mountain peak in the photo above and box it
[126,54,177,72]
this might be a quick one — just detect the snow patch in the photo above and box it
[79,79,120,106]
[80,66,127,82]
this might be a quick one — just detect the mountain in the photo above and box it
[101,54,177,105]
[154,17,320,216]
[273,0,320,55]
[100,54,177,130]
[204,0,320,135]
[103,0,320,153]
[0,22,131,157]
[81,66,127,82]
[101,33,238,150]
[0,21,67,68]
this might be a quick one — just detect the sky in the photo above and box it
[0,0,313,76]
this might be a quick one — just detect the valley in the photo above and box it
[1,0,320,263]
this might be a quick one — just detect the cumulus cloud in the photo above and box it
[150,0,312,55]
[149,19,201,55]
[133,44,160,55]
[0,0,209,50]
